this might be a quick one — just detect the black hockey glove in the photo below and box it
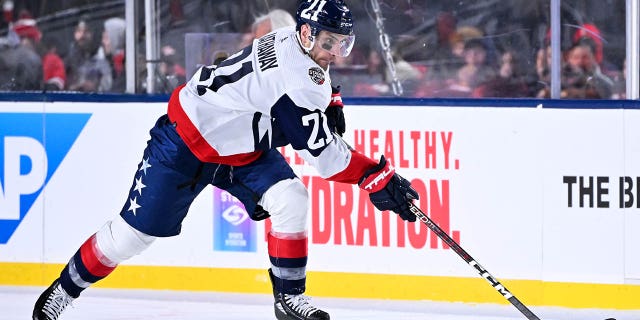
[250,205,271,221]
[325,85,345,136]
[359,155,419,222]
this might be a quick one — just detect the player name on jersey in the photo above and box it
[257,33,278,72]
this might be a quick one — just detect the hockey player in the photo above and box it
[32,1,418,319]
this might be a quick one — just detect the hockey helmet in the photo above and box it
[296,0,355,57]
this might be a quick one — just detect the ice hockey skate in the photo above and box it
[32,279,74,320]
[274,292,330,320]
[269,269,329,320]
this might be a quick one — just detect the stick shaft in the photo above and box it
[408,203,541,320]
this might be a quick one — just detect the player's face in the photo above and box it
[309,37,336,70]
[308,30,354,70]
[314,30,355,57]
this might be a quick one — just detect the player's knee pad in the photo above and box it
[95,216,156,264]
[259,178,309,233]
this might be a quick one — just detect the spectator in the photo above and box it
[65,17,112,92]
[152,45,187,93]
[252,9,295,39]
[440,38,495,97]
[101,17,126,92]
[561,38,613,99]
[329,47,366,97]
[611,58,626,99]
[168,0,186,28]
[423,12,464,84]
[473,49,530,98]
[419,26,484,97]
[389,41,423,89]
[41,35,66,91]
[572,23,604,67]
[0,10,42,90]
[534,45,551,97]
[1,0,13,30]
[449,27,484,63]
[239,8,296,48]
[11,10,41,42]
[570,22,619,77]
[352,47,390,96]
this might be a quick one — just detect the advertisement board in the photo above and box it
[0,101,638,308]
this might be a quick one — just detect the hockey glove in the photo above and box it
[250,205,271,221]
[325,85,346,136]
[359,155,420,222]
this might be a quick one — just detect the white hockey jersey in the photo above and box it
[167,26,376,184]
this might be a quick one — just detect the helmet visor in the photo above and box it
[315,31,355,57]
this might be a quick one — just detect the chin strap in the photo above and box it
[295,31,315,55]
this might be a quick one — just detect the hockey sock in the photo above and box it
[59,233,117,298]
[268,231,307,295]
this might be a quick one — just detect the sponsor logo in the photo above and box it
[308,67,325,85]
[221,204,249,226]
[362,166,393,191]
[277,128,463,250]
[0,113,91,244]
[469,260,514,299]
[213,187,256,252]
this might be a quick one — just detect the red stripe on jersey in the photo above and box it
[327,150,377,184]
[167,85,263,166]
[268,233,308,259]
[79,235,116,277]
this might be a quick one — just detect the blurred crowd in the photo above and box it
[330,0,628,99]
[0,9,130,92]
[0,0,187,93]
[0,0,630,99]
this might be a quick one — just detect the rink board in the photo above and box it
[0,100,639,309]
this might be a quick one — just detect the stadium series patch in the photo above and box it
[308,67,325,85]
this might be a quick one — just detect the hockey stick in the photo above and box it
[333,133,538,319]
[408,203,542,320]
[333,126,612,320]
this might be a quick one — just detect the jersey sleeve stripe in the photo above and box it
[327,150,377,185]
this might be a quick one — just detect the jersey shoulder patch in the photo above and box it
[273,30,332,112]
[308,67,325,85]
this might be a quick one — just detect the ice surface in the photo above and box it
[5,285,639,320]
